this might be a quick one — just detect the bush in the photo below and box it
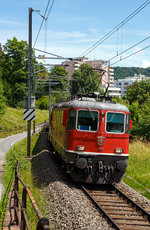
[36,96,49,110]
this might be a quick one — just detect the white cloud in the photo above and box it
[0,29,28,45]
[142,60,150,68]
[133,46,143,54]
[88,28,100,34]
[0,19,24,26]
[45,30,87,40]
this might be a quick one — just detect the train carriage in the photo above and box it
[49,96,132,184]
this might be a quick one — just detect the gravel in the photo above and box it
[31,130,150,230]
[117,181,150,212]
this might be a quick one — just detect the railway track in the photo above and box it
[81,184,150,230]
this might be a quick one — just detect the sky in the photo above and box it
[1,0,150,67]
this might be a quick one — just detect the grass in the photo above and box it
[123,140,150,200]
[0,133,48,229]
[1,110,150,227]
[0,107,49,138]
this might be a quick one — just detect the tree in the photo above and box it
[0,37,28,106]
[50,66,69,89]
[138,96,150,140]
[0,72,6,117]
[122,79,150,140]
[50,66,69,102]
[125,79,150,105]
[128,97,150,140]
[70,63,101,95]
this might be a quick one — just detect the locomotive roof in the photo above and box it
[54,99,129,112]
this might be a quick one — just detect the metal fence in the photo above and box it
[9,160,50,230]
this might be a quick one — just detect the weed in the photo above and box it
[123,140,150,200]
[0,133,48,229]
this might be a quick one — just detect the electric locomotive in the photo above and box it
[49,95,132,184]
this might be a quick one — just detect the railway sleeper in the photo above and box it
[100,206,133,210]
[111,215,147,220]
[115,219,150,226]
[98,202,129,207]
[121,227,150,230]
[106,210,143,215]
[96,199,124,203]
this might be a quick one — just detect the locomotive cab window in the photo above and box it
[106,112,125,133]
[126,113,130,134]
[68,109,76,130]
[77,110,98,131]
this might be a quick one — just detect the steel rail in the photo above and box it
[112,184,150,221]
[81,185,121,230]
[81,184,150,230]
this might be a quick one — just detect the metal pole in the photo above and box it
[27,8,33,156]
[49,76,51,122]
[33,54,36,134]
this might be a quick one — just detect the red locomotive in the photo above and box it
[49,95,131,184]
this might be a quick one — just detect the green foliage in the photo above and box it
[132,97,150,140]
[53,90,68,103]
[112,79,150,140]
[123,80,150,140]
[112,96,129,107]
[0,76,6,117]
[50,66,69,89]
[51,65,68,77]
[71,63,101,95]
[35,68,49,100]
[36,66,70,103]
[125,80,150,105]
[0,37,29,106]
[50,66,69,102]
[114,66,150,80]
[36,96,49,110]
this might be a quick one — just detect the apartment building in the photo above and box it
[62,58,114,88]
[114,74,150,97]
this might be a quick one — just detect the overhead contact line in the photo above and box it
[80,0,150,57]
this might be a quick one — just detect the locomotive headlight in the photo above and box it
[76,145,85,151]
[114,148,123,154]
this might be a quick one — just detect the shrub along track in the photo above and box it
[32,130,150,230]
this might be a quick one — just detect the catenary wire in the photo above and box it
[107,35,150,63]
[44,0,55,52]
[33,0,54,48]
[110,43,150,66]
[46,0,55,19]
[80,0,150,57]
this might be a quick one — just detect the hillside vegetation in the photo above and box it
[114,66,150,80]
[0,107,49,138]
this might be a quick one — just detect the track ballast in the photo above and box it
[81,184,150,230]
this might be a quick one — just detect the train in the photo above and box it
[49,94,132,184]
